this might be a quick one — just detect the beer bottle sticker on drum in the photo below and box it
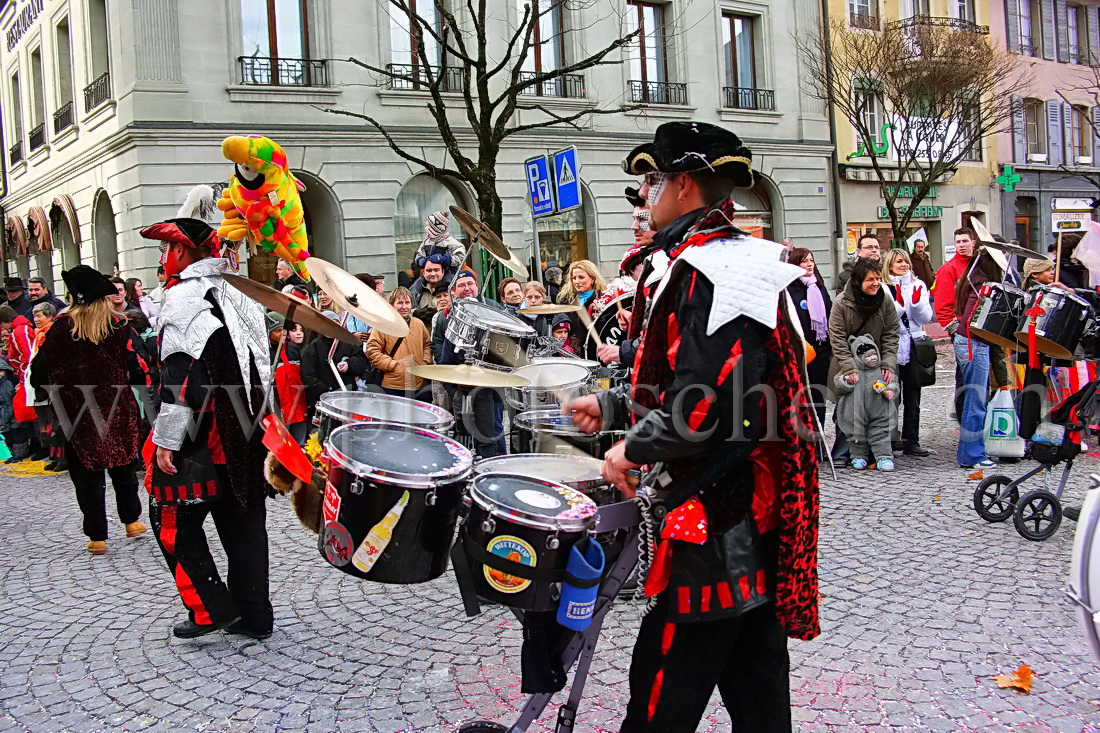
[352,490,410,574]
[484,536,537,594]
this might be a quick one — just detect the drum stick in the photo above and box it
[576,306,604,348]
[1055,229,1064,284]
[327,312,350,387]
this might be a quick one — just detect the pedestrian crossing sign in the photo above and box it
[553,147,581,213]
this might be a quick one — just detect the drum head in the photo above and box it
[474,454,606,493]
[1071,486,1100,666]
[511,362,591,387]
[456,299,536,336]
[585,293,634,361]
[318,391,453,429]
[531,356,601,371]
[327,423,472,488]
[969,327,1023,351]
[470,472,598,532]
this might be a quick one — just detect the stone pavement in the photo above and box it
[2,355,1100,732]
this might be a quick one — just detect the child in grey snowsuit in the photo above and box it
[833,334,899,470]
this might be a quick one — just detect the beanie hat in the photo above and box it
[1023,257,1054,282]
[425,211,450,242]
[454,269,478,284]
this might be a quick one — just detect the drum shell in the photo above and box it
[512,410,623,458]
[504,364,592,411]
[969,284,1026,351]
[461,501,587,610]
[319,462,468,584]
[314,391,455,447]
[447,301,537,370]
[1016,287,1091,359]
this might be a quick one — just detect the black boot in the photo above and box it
[172,615,240,639]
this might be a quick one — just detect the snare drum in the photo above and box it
[461,472,598,610]
[969,282,1027,350]
[473,453,615,504]
[512,409,624,458]
[314,391,454,446]
[530,355,616,392]
[504,362,592,411]
[1015,286,1091,359]
[446,299,537,370]
[319,423,472,584]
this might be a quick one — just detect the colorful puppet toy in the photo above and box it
[217,135,311,281]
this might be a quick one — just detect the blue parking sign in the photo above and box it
[553,147,580,212]
[525,155,555,217]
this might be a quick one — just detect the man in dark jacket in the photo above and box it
[271,258,305,292]
[300,312,367,417]
[4,278,32,318]
[27,277,66,313]
[835,234,882,294]
[564,122,819,732]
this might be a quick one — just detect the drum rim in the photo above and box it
[510,362,593,385]
[514,408,606,437]
[316,390,454,428]
[451,298,537,337]
[1030,284,1091,307]
[530,356,602,370]
[472,453,607,493]
[327,422,472,488]
[469,471,599,532]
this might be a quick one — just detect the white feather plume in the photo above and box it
[176,185,217,222]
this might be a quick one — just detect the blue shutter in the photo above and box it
[1042,0,1057,59]
[1047,99,1064,166]
[1089,6,1099,63]
[1013,96,1027,162]
[1055,0,1070,62]
[1006,0,1021,52]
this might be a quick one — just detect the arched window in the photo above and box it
[393,175,468,286]
[730,184,773,241]
[92,190,118,275]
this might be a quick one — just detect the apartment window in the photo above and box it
[952,0,976,23]
[54,18,74,133]
[1071,105,1092,161]
[85,0,111,111]
[627,1,668,86]
[723,14,756,91]
[849,0,878,28]
[241,0,309,60]
[1018,0,1040,56]
[520,0,564,74]
[855,85,885,146]
[9,71,24,164]
[1068,4,1082,63]
[28,47,45,151]
[961,103,983,162]
[900,0,930,19]
[389,0,441,69]
[1024,98,1046,157]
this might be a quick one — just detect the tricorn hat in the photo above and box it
[140,217,221,257]
[3,276,23,292]
[624,186,646,208]
[62,265,115,305]
[622,121,759,188]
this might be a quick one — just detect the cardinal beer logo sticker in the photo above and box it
[484,535,536,594]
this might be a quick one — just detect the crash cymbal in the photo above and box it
[449,205,529,278]
[305,257,409,337]
[521,303,583,314]
[408,364,531,388]
[222,274,360,345]
[970,218,1051,261]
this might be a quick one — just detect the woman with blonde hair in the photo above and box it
[883,247,934,456]
[556,260,608,316]
[366,286,433,399]
[30,266,156,554]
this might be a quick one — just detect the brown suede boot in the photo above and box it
[87,541,106,555]
[125,521,147,538]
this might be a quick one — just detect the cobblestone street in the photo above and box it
[2,353,1100,732]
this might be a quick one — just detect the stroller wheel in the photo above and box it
[973,475,1019,523]
[456,722,507,732]
[1012,490,1062,541]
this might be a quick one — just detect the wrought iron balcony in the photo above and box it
[517,72,586,99]
[628,80,688,105]
[849,11,880,30]
[239,56,328,86]
[28,123,45,152]
[889,15,989,34]
[723,87,775,111]
[83,72,110,112]
[385,64,463,92]
[9,141,23,166]
[53,102,74,134]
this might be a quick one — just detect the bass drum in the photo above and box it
[584,293,634,362]
[1070,482,1100,666]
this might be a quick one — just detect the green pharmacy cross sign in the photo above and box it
[997,166,1022,193]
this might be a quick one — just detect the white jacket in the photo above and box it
[888,272,934,365]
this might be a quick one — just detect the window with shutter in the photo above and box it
[1024,99,1046,159]
[1041,0,1057,60]
[1091,107,1100,163]
[1012,98,1027,162]
[1068,4,1083,63]
[1047,100,1065,165]
[1056,1,1071,62]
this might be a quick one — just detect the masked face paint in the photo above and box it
[645,173,670,207]
[632,207,651,233]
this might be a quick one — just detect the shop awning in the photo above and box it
[5,216,28,259]
[50,194,80,245]
[27,206,51,251]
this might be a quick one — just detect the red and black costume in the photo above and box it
[30,266,155,541]
[600,123,820,732]
[141,217,274,638]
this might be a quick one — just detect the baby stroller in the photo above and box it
[972,380,1094,541]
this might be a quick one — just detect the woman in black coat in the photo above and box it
[787,248,833,446]
[300,315,368,419]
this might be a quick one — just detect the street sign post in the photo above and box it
[552,147,581,213]
[525,155,555,217]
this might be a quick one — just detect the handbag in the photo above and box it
[363,337,405,387]
[910,334,938,387]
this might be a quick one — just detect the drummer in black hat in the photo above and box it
[4,276,32,318]
[563,121,821,732]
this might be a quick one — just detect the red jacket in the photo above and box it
[932,254,970,327]
[7,315,35,381]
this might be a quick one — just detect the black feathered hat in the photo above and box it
[621,121,760,188]
[62,265,116,305]
[624,186,646,208]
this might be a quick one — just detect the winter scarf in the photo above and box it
[801,274,828,341]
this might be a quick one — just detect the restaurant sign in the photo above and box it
[6,0,44,52]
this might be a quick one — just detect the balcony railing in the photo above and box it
[28,123,45,152]
[723,86,776,111]
[83,72,110,112]
[628,80,688,106]
[517,72,586,99]
[53,102,74,134]
[889,15,990,34]
[385,63,463,92]
[9,141,22,166]
[849,11,880,30]
[239,56,329,87]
